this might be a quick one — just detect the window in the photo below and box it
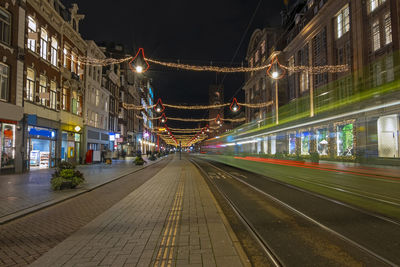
[369,0,386,13]
[50,81,57,110]
[71,53,77,73]
[62,87,67,110]
[26,68,35,101]
[336,5,350,39]
[27,16,37,52]
[386,55,394,82]
[0,8,11,45]
[260,40,266,54]
[72,91,77,114]
[39,75,47,106]
[300,72,309,93]
[63,48,68,68]
[95,89,99,106]
[372,20,380,51]
[384,12,392,45]
[51,37,58,66]
[255,50,259,63]
[40,28,48,60]
[0,63,9,101]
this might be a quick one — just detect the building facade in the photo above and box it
[83,40,110,163]
[0,0,25,173]
[23,0,86,171]
[208,0,400,162]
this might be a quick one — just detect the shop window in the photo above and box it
[300,71,309,93]
[27,16,37,52]
[40,28,48,60]
[26,68,35,101]
[317,129,329,155]
[51,37,58,66]
[377,115,399,158]
[289,133,296,154]
[50,81,57,110]
[270,136,276,155]
[301,132,310,155]
[0,8,11,45]
[337,123,354,156]
[0,63,9,101]
[1,123,15,169]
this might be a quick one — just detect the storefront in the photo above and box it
[1,121,16,172]
[316,128,329,156]
[301,131,310,155]
[27,126,57,169]
[83,126,109,163]
[336,123,354,156]
[288,133,296,154]
[377,114,399,158]
[61,125,82,164]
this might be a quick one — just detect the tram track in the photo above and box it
[190,157,400,266]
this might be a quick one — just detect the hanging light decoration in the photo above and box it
[159,113,167,124]
[230,98,240,112]
[215,114,222,125]
[154,98,165,113]
[266,56,286,80]
[129,48,150,74]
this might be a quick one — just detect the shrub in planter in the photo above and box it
[148,153,157,161]
[51,165,84,190]
[310,152,320,163]
[134,156,145,165]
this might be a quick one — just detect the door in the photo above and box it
[378,115,399,158]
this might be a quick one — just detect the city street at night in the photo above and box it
[1,0,400,266]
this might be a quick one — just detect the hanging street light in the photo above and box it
[129,48,150,74]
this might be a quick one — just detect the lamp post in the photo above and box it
[272,71,279,125]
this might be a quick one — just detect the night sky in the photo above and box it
[64,0,287,128]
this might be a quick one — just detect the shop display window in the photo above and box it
[1,123,15,169]
[301,131,310,155]
[289,133,296,154]
[317,129,329,155]
[337,124,354,156]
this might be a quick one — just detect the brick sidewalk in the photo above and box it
[31,156,245,267]
[0,156,159,224]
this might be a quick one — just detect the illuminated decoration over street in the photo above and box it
[129,48,150,74]
[230,98,240,112]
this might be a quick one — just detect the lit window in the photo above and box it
[51,37,58,66]
[26,68,35,101]
[50,81,57,110]
[255,50,259,62]
[336,5,350,39]
[372,20,380,51]
[260,40,266,54]
[369,0,386,13]
[39,75,47,106]
[27,16,37,52]
[96,89,99,106]
[63,48,68,68]
[300,71,309,93]
[384,12,392,45]
[40,28,48,60]
[0,8,11,45]
[62,87,68,110]
[0,63,9,101]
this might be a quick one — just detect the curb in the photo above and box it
[0,158,168,225]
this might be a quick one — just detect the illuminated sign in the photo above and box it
[109,133,115,141]
[149,87,154,99]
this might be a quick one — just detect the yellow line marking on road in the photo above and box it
[154,170,185,267]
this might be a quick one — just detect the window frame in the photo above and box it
[372,19,381,51]
[0,63,10,101]
[0,7,11,46]
[50,80,57,110]
[336,5,350,39]
[40,28,48,60]
[27,16,37,52]
[39,75,47,106]
[26,68,35,101]
[50,37,58,67]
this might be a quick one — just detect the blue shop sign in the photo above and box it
[29,127,56,139]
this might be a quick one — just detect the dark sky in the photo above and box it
[64,0,286,128]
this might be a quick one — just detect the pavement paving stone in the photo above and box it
[0,157,157,223]
[31,156,245,266]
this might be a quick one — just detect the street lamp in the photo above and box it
[267,57,286,125]
[135,66,143,73]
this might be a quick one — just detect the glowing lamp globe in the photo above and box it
[135,66,143,73]
[272,71,279,79]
